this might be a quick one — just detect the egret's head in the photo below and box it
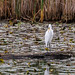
[48,24,52,29]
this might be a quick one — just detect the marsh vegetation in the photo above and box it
[0,0,75,75]
[0,0,75,22]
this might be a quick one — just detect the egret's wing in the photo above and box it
[45,30,50,47]
[50,29,53,39]
[45,30,50,42]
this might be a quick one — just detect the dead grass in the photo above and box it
[0,0,75,22]
[0,0,3,18]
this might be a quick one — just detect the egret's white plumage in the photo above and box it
[44,66,49,75]
[45,24,53,50]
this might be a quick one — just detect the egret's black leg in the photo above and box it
[49,43,51,51]
[47,43,49,52]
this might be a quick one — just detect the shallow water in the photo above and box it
[0,21,75,75]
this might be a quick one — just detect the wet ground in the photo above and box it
[0,21,75,75]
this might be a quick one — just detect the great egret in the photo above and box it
[45,24,53,51]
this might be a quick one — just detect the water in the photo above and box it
[0,57,75,75]
[0,21,75,75]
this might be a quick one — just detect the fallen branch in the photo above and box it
[21,16,33,22]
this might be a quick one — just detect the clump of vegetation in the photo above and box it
[0,0,75,22]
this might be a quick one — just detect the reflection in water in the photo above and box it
[0,55,75,74]
[44,65,49,75]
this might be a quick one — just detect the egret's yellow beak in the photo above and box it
[48,27,50,30]
[48,28,50,32]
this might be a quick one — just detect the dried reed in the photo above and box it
[0,0,75,22]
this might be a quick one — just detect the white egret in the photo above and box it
[44,65,49,75]
[45,24,53,51]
